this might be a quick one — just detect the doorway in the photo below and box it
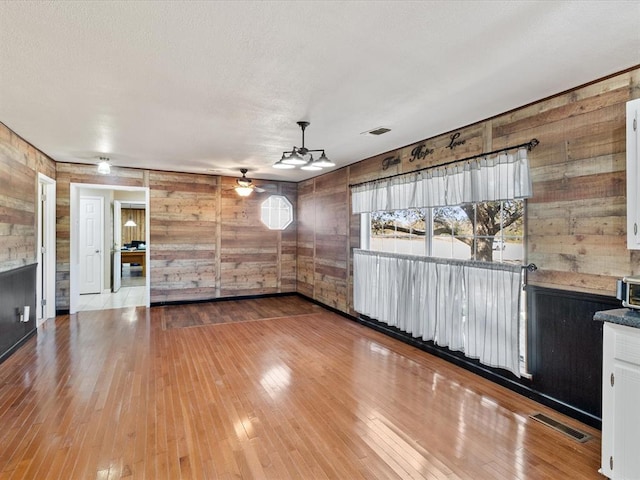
[116,201,147,291]
[70,183,150,314]
[36,173,56,326]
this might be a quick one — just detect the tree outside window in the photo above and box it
[370,200,524,263]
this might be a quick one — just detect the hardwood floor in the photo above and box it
[0,297,601,479]
[161,295,323,329]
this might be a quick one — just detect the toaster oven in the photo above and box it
[616,275,640,310]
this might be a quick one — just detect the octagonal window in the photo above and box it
[261,195,293,230]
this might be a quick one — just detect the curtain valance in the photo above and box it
[351,147,533,214]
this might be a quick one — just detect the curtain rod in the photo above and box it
[348,138,539,189]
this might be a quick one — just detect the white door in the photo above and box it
[37,182,46,321]
[113,200,122,292]
[36,174,56,325]
[79,196,103,294]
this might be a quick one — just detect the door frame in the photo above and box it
[36,173,56,326]
[70,183,150,314]
[113,199,122,293]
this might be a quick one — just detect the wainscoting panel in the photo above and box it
[527,285,620,423]
[0,264,37,363]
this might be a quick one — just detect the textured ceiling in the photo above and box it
[0,1,639,182]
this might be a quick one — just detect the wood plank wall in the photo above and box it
[121,208,145,245]
[297,170,350,312]
[2,68,639,313]
[298,68,640,315]
[0,123,56,273]
[52,165,297,309]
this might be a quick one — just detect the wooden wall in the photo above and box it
[121,208,145,245]
[297,170,350,312]
[298,68,640,315]
[0,123,56,273]
[3,68,640,313]
[54,165,297,309]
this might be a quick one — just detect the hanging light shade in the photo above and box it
[282,149,306,166]
[273,122,335,170]
[124,218,137,227]
[234,186,253,197]
[272,153,295,169]
[300,154,322,171]
[313,151,335,168]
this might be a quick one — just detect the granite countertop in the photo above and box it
[594,308,640,328]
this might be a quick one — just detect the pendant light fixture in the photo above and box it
[272,121,335,170]
[124,218,137,227]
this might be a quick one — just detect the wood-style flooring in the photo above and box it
[0,297,601,479]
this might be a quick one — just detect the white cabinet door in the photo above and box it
[627,98,640,249]
[601,322,640,479]
[612,362,640,478]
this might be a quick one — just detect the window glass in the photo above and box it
[260,195,293,230]
[370,209,426,255]
[367,200,524,264]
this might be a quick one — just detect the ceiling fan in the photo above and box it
[234,168,266,197]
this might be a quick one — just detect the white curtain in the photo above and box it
[352,148,532,214]
[353,249,522,377]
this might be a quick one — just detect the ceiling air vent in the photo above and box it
[361,127,391,136]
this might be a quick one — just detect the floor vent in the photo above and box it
[530,413,591,443]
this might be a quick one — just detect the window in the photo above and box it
[370,208,427,256]
[365,199,528,376]
[260,195,293,230]
[368,200,524,264]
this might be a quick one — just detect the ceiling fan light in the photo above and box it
[97,159,111,174]
[235,186,253,197]
[313,151,335,168]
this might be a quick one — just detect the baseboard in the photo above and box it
[0,329,37,365]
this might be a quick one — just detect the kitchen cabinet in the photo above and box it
[627,98,640,249]
[601,321,640,479]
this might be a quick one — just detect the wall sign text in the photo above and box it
[410,144,435,162]
[447,132,466,150]
[382,156,401,170]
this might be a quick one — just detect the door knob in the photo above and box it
[95,250,100,253]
